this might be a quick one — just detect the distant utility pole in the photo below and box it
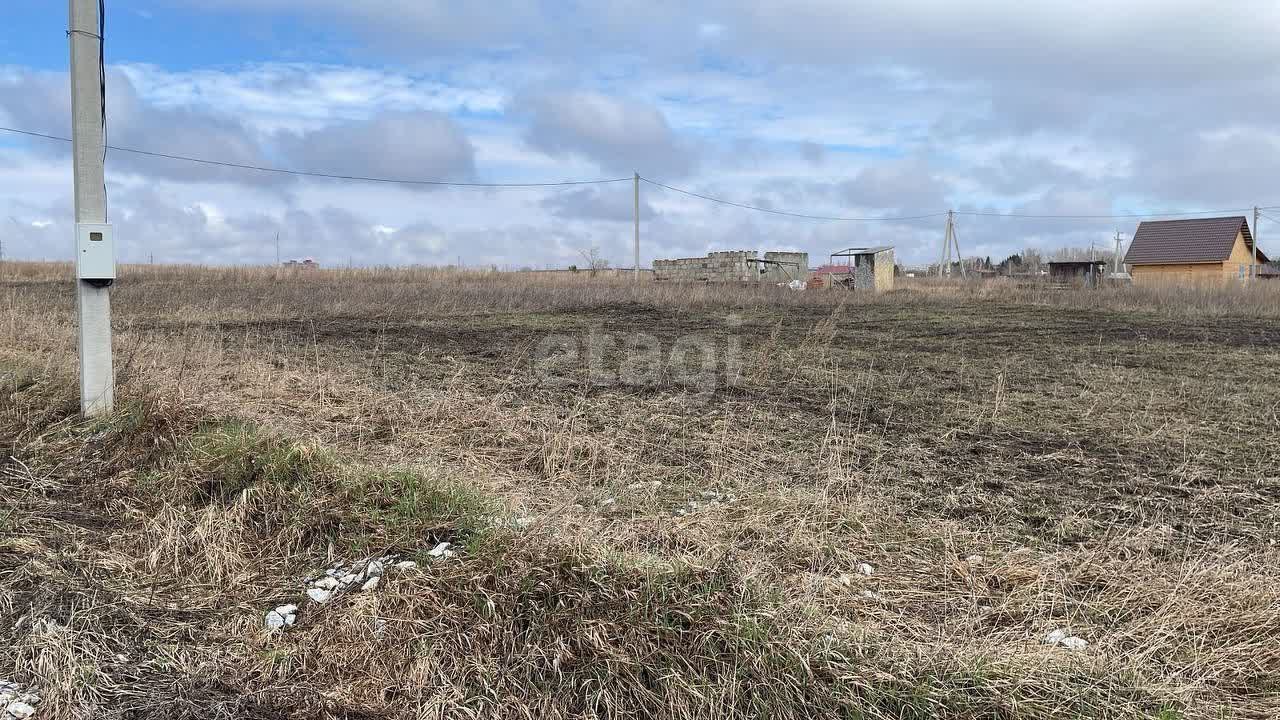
[69,0,113,416]
[275,231,280,267]
[633,172,640,282]
[2,217,11,270]
[937,211,951,276]
[1113,231,1123,274]
[937,210,965,277]
[1253,206,1260,284]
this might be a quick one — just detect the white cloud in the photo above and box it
[5,1,1280,266]
[515,90,696,178]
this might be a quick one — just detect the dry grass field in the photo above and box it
[1,262,1278,719]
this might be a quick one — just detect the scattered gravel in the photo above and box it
[264,551,438,632]
[672,490,738,516]
[626,480,662,491]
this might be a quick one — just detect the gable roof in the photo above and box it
[1125,216,1267,265]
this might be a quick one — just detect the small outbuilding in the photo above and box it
[1124,216,1267,284]
[811,246,895,292]
[1047,260,1107,287]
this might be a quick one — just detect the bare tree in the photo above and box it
[1051,246,1117,263]
[1022,247,1043,273]
[578,246,610,277]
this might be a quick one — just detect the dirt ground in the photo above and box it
[1,266,1278,719]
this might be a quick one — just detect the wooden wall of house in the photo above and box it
[1223,230,1263,279]
[1132,231,1264,284]
[1131,262,1229,284]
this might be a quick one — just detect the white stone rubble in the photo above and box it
[1043,629,1088,650]
[856,562,875,576]
[264,551,434,631]
[428,542,457,559]
[312,576,340,591]
[672,490,738,516]
[264,604,297,631]
[0,681,39,720]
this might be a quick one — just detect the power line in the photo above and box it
[4,123,1277,216]
[0,126,632,188]
[639,176,948,222]
[956,208,1261,220]
[640,176,1274,223]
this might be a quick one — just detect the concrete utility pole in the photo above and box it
[1113,231,1123,274]
[1253,206,1260,284]
[938,210,965,277]
[937,211,953,276]
[69,0,114,416]
[633,172,640,282]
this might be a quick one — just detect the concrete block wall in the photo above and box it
[762,252,809,284]
[654,250,757,282]
[653,250,814,284]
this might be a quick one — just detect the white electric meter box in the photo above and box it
[75,223,116,281]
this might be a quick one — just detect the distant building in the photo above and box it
[283,257,319,268]
[1124,216,1266,284]
[653,250,809,284]
[1047,260,1107,286]
[810,246,895,292]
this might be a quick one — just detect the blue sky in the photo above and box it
[2,1,1279,267]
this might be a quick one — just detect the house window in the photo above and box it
[1239,264,1246,278]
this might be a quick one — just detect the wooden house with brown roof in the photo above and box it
[1124,216,1267,284]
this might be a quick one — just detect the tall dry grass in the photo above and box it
[0,261,1277,719]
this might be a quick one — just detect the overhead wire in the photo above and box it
[638,176,946,222]
[955,208,1261,219]
[0,126,632,188]
[2,124,1277,216]
[640,176,1273,223]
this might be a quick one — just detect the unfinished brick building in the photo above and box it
[653,250,809,284]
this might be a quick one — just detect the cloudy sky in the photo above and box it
[2,1,1279,268]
